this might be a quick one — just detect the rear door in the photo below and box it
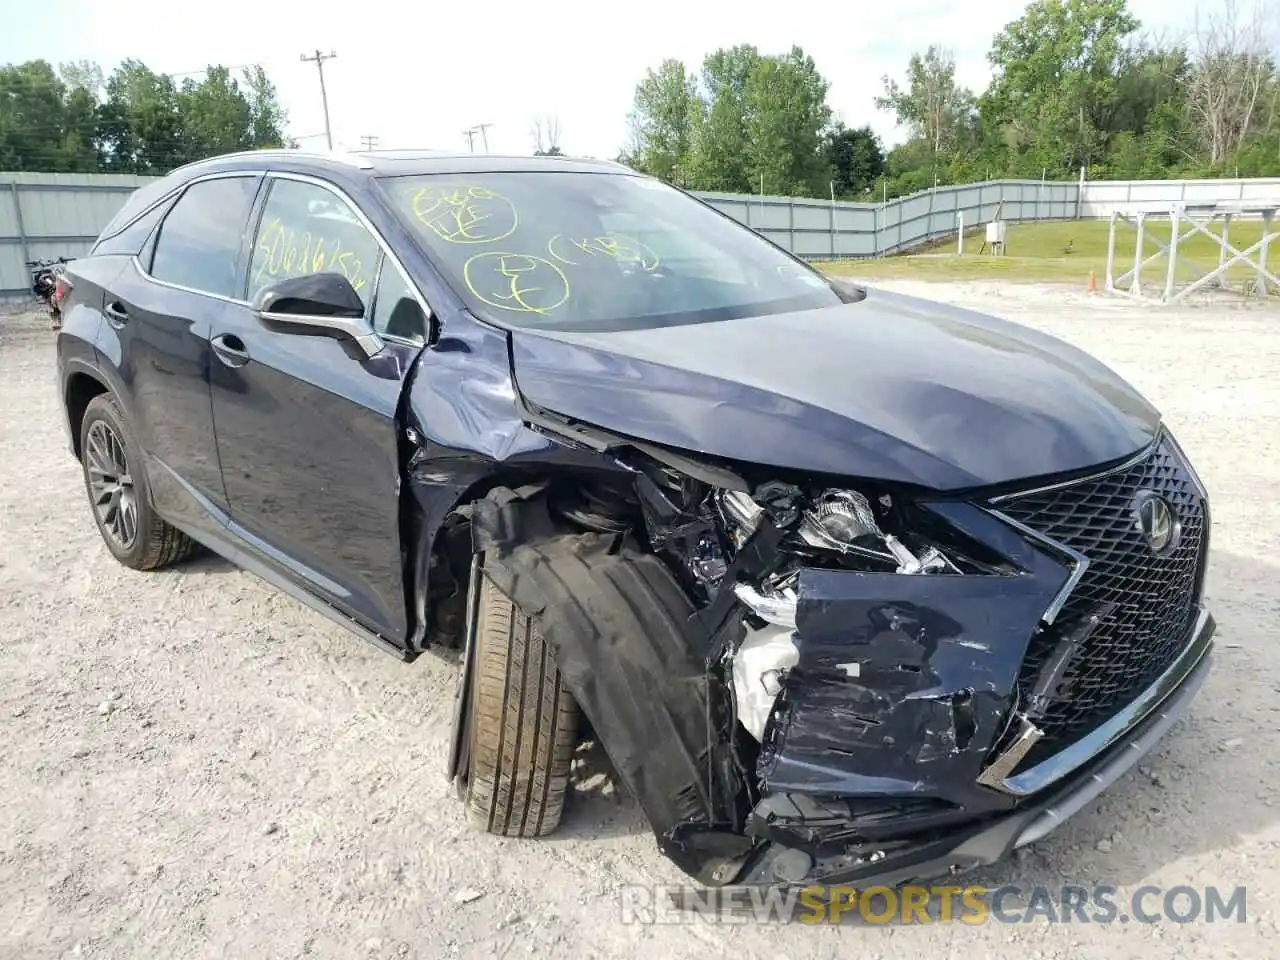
[100,173,261,540]
[209,173,428,641]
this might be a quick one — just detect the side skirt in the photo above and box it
[168,516,414,663]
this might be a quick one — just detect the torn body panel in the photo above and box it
[761,561,1060,804]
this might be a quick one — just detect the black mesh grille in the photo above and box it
[996,437,1207,766]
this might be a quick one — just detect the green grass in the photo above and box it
[817,218,1276,285]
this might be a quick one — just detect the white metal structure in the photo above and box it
[1104,201,1280,304]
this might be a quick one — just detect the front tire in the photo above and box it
[79,394,195,570]
[458,571,578,837]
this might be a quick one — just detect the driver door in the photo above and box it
[208,174,428,642]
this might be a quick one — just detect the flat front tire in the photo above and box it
[459,572,578,837]
[79,394,195,570]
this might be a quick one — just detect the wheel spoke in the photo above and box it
[86,419,137,549]
[120,499,136,545]
[108,431,127,475]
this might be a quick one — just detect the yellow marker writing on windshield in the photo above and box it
[547,233,659,271]
[463,252,570,314]
[412,185,518,244]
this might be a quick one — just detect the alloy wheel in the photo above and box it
[85,419,138,550]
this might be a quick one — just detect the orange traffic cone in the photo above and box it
[1087,270,1097,294]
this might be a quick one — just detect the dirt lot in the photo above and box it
[2,282,1278,959]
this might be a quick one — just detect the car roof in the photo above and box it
[97,149,637,240]
[180,148,632,178]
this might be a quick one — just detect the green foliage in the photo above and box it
[630,44,845,197]
[825,123,885,197]
[626,0,1280,202]
[0,58,288,173]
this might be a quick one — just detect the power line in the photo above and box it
[359,134,379,151]
[299,49,337,150]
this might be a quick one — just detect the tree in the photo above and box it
[685,45,760,192]
[531,114,564,155]
[742,46,832,196]
[982,0,1140,173]
[876,46,975,162]
[241,65,288,149]
[0,61,72,171]
[824,123,885,197]
[1186,0,1276,166]
[97,59,184,173]
[0,57,290,174]
[178,66,254,160]
[626,58,698,183]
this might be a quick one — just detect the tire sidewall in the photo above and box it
[80,395,155,567]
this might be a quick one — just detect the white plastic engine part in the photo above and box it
[732,623,800,741]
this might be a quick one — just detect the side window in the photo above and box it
[92,196,175,257]
[371,261,427,343]
[248,179,380,307]
[150,177,259,298]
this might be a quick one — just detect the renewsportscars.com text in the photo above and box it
[620,884,1248,925]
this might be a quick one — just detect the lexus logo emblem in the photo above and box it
[1133,491,1180,555]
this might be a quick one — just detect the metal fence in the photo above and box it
[5,169,1280,301]
[1079,177,1280,217]
[698,179,1078,260]
[1,172,155,300]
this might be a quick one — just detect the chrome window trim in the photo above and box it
[253,171,433,345]
[128,168,433,348]
[102,169,266,249]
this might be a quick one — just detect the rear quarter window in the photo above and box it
[91,197,175,258]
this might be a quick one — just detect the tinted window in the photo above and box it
[380,172,842,332]
[372,260,427,343]
[150,177,258,298]
[248,179,380,306]
[93,197,174,257]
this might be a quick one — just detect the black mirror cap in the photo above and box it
[255,272,365,319]
[829,276,868,303]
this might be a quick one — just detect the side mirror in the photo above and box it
[253,273,383,357]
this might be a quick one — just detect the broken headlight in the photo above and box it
[721,487,960,575]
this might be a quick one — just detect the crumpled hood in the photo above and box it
[507,287,1160,490]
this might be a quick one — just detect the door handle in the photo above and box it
[211,333,251,368]
[104,301,129,328]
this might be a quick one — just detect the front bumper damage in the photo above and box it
[460,425,1213,890]
[739,605,1213,887]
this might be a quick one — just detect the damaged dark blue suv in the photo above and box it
[56,149,1213,889]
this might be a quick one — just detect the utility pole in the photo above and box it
[360,134,379,151]
[300,49,337,150]
[463,124,492,153]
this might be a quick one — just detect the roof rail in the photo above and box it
[170,148,375,174]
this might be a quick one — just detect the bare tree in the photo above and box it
[875,46,974,161]
[1186,0,1277,164]
[531,115,563,156]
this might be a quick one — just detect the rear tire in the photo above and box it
[79,394,196,570]
[459,572,578,837]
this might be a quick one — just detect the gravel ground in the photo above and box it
[1,281,1278,960]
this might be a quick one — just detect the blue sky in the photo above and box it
[1,0,1205,158]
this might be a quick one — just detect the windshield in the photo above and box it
[379,171,842,332]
